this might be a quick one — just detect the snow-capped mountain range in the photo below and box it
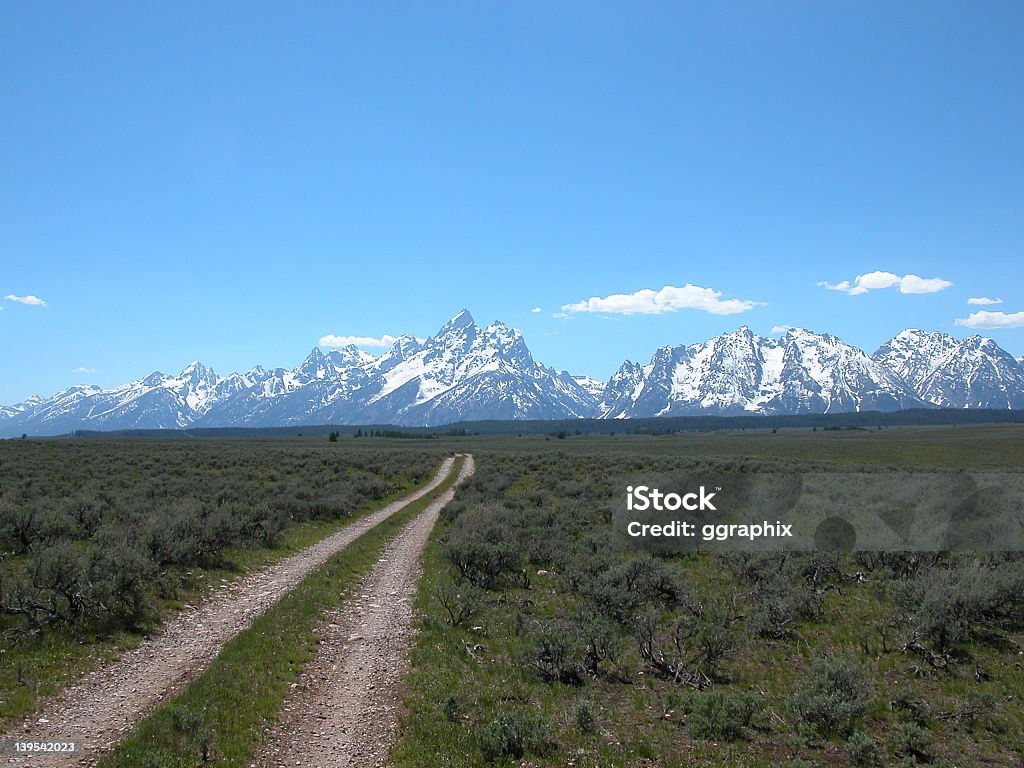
[598,326,922,418]
[872,329,1024,410]
[2,311,1023,435]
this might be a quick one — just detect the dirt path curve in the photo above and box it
[254,453,475,768]
[2,457,459,768]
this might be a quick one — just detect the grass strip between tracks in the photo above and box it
[98,455,466,768]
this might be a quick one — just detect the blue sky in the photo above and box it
[2,1,1022,402]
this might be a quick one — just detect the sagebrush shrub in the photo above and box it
[522,619,584,684]
[573,698,596,733]
[889,722,933,762]
[896,561,1024,652]
[0,441,438,641]
[434,579,482,627]
[687,690,764,741]
[477,711,553,762]
[790,655,870,737]
[444,506,523,589]
[845,730,881,767]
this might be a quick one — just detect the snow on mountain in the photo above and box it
[313,309,599,425]
[598,326,923,418]
[572,375,607,400]
[3,316,1023,436]
[871,330,961,390]
[367,334,422,376]
[0,311,600,435]
[0,394,45,421]
[874,330,1024,409]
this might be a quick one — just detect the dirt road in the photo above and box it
[253,454,475,768]
[2,456,459,768]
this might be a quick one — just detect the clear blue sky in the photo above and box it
[2,1,1022,402]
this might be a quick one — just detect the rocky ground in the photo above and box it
[253,455,475,768]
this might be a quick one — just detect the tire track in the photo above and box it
[254,454,475,768]
[2,456,459,768]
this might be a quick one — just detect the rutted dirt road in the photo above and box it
[254,454,475,768]
[2,457,459,768]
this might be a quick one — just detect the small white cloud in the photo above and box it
[818,280,852,292]
[899,274,954,294]
[530,307,542,313]
[955,310,1024,329]
[5,294,47,306]
[561,283,762,316]
[72,366,97,374]
[851,271,903,295]
[819,272,952,296]
[771,325,793,334]
[967,296,1003,306]
[319,334,401,348]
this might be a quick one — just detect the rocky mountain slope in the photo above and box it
[597,326,924,418]
[3,313,1022,435]
[873,329,1024,409]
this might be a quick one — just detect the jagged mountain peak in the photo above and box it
[371,335,421,374]
[181,359,211,374]
[871,329,1023,408]
[573,375,608,399]
[782,326,835,343]
[600,325,923,418]
[382,333,421,357]
[3,316,1024,435]
[959,334,1002,352]
[327,344,374,367]
[894,327,948,341]
[481,321,527,351]
[296,347,335,381]
[437,308,475,335]
[175,361,220,393]
[391,332,420,348]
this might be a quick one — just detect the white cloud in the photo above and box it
[72,366,97,374]
[899,274,954,294]
[851,271,903,295]
[561,283,762,316]
[955,310,1024,329]
[5,294,47,306]
[771,324,793,334]
[967,296,1003,306]
[530,307,542,313]
[818,280,852,292]
[818,272,952,296]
